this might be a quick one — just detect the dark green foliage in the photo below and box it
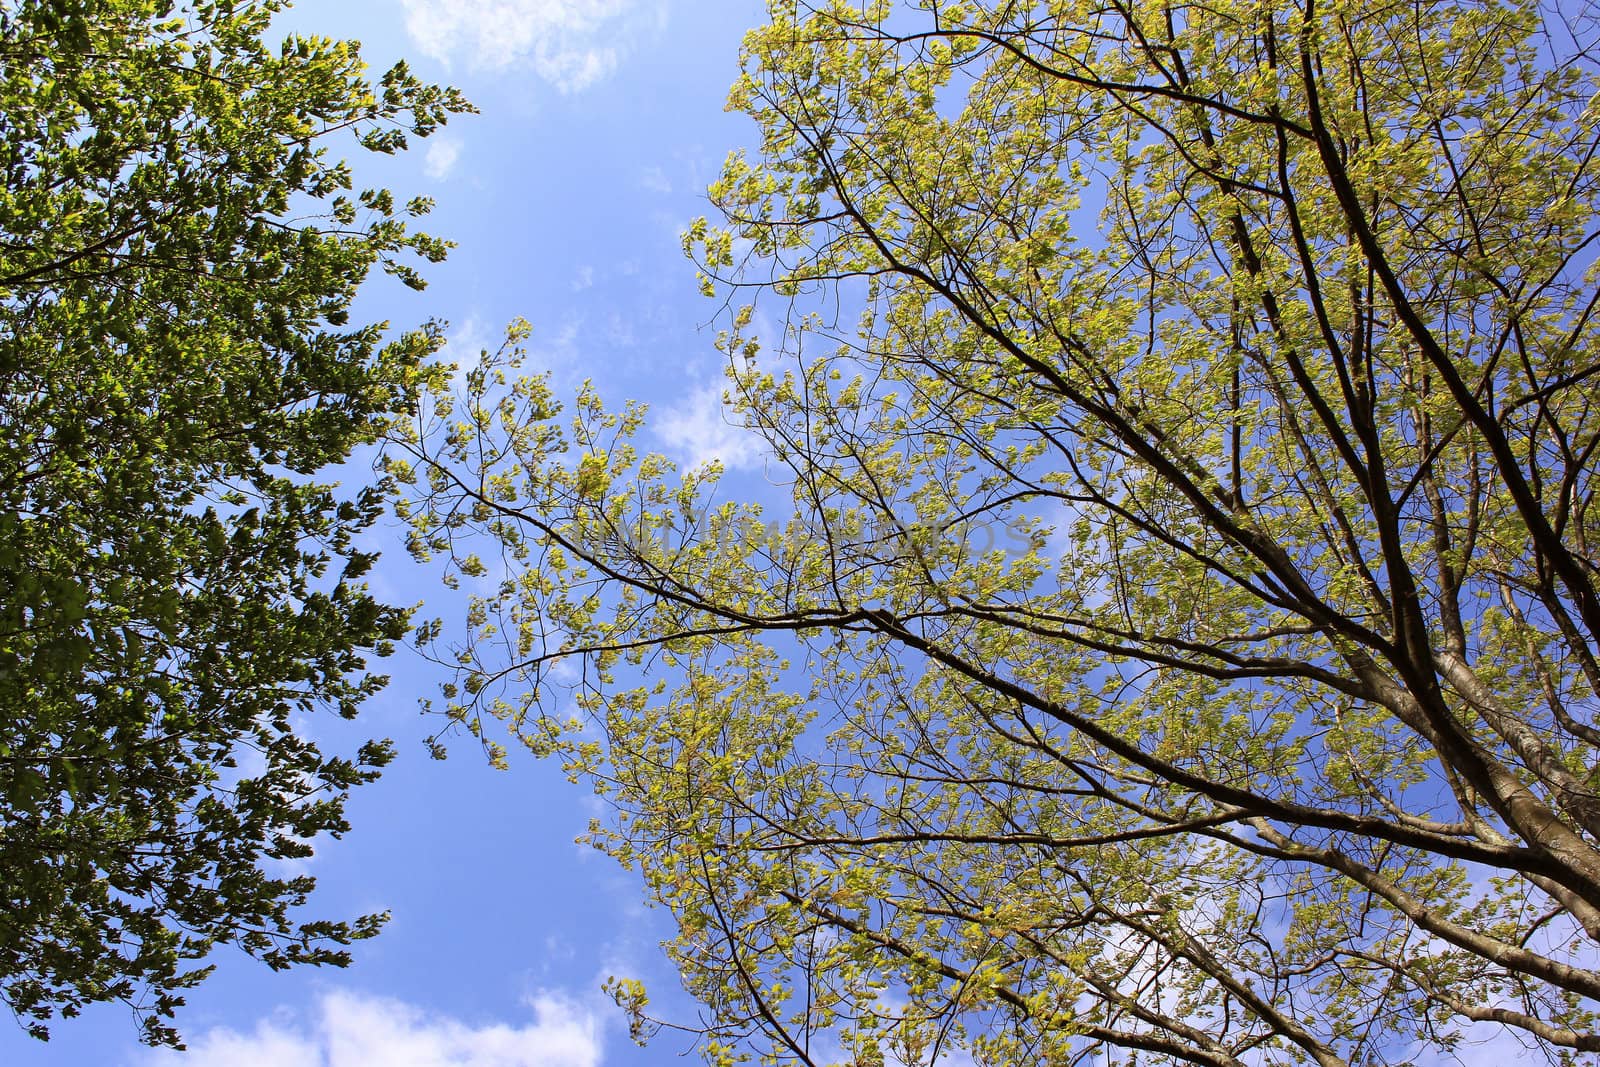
[0,0,471,1046]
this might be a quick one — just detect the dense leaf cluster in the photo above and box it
[0,0,468,1046]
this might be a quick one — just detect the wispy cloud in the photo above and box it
[139,989,602,1067]
[400,0,656,92]
[655,379,766,473]
[440,316,491,392]
[424,137,463,180]
[637,165,671,194]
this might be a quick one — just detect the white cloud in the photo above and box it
[440,316,491,393]
[400,0,651,91]
[445,316,491,358]
[655,379,766,472]
[141,989,602,1067]
[1411,1024,1546,1067]
[424,137,463,180]
[637,165,672,194]
[604,312,635,348]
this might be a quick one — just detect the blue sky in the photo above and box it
[2,1,770,1063]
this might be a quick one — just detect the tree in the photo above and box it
[0,0,468,1046]
[398,0,1600,1062]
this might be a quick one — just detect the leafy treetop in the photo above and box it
[0,0,469,1047]
[399,0,1600,1064]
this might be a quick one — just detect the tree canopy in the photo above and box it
[399,0,1600,1062]
[0,0,468,1046]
